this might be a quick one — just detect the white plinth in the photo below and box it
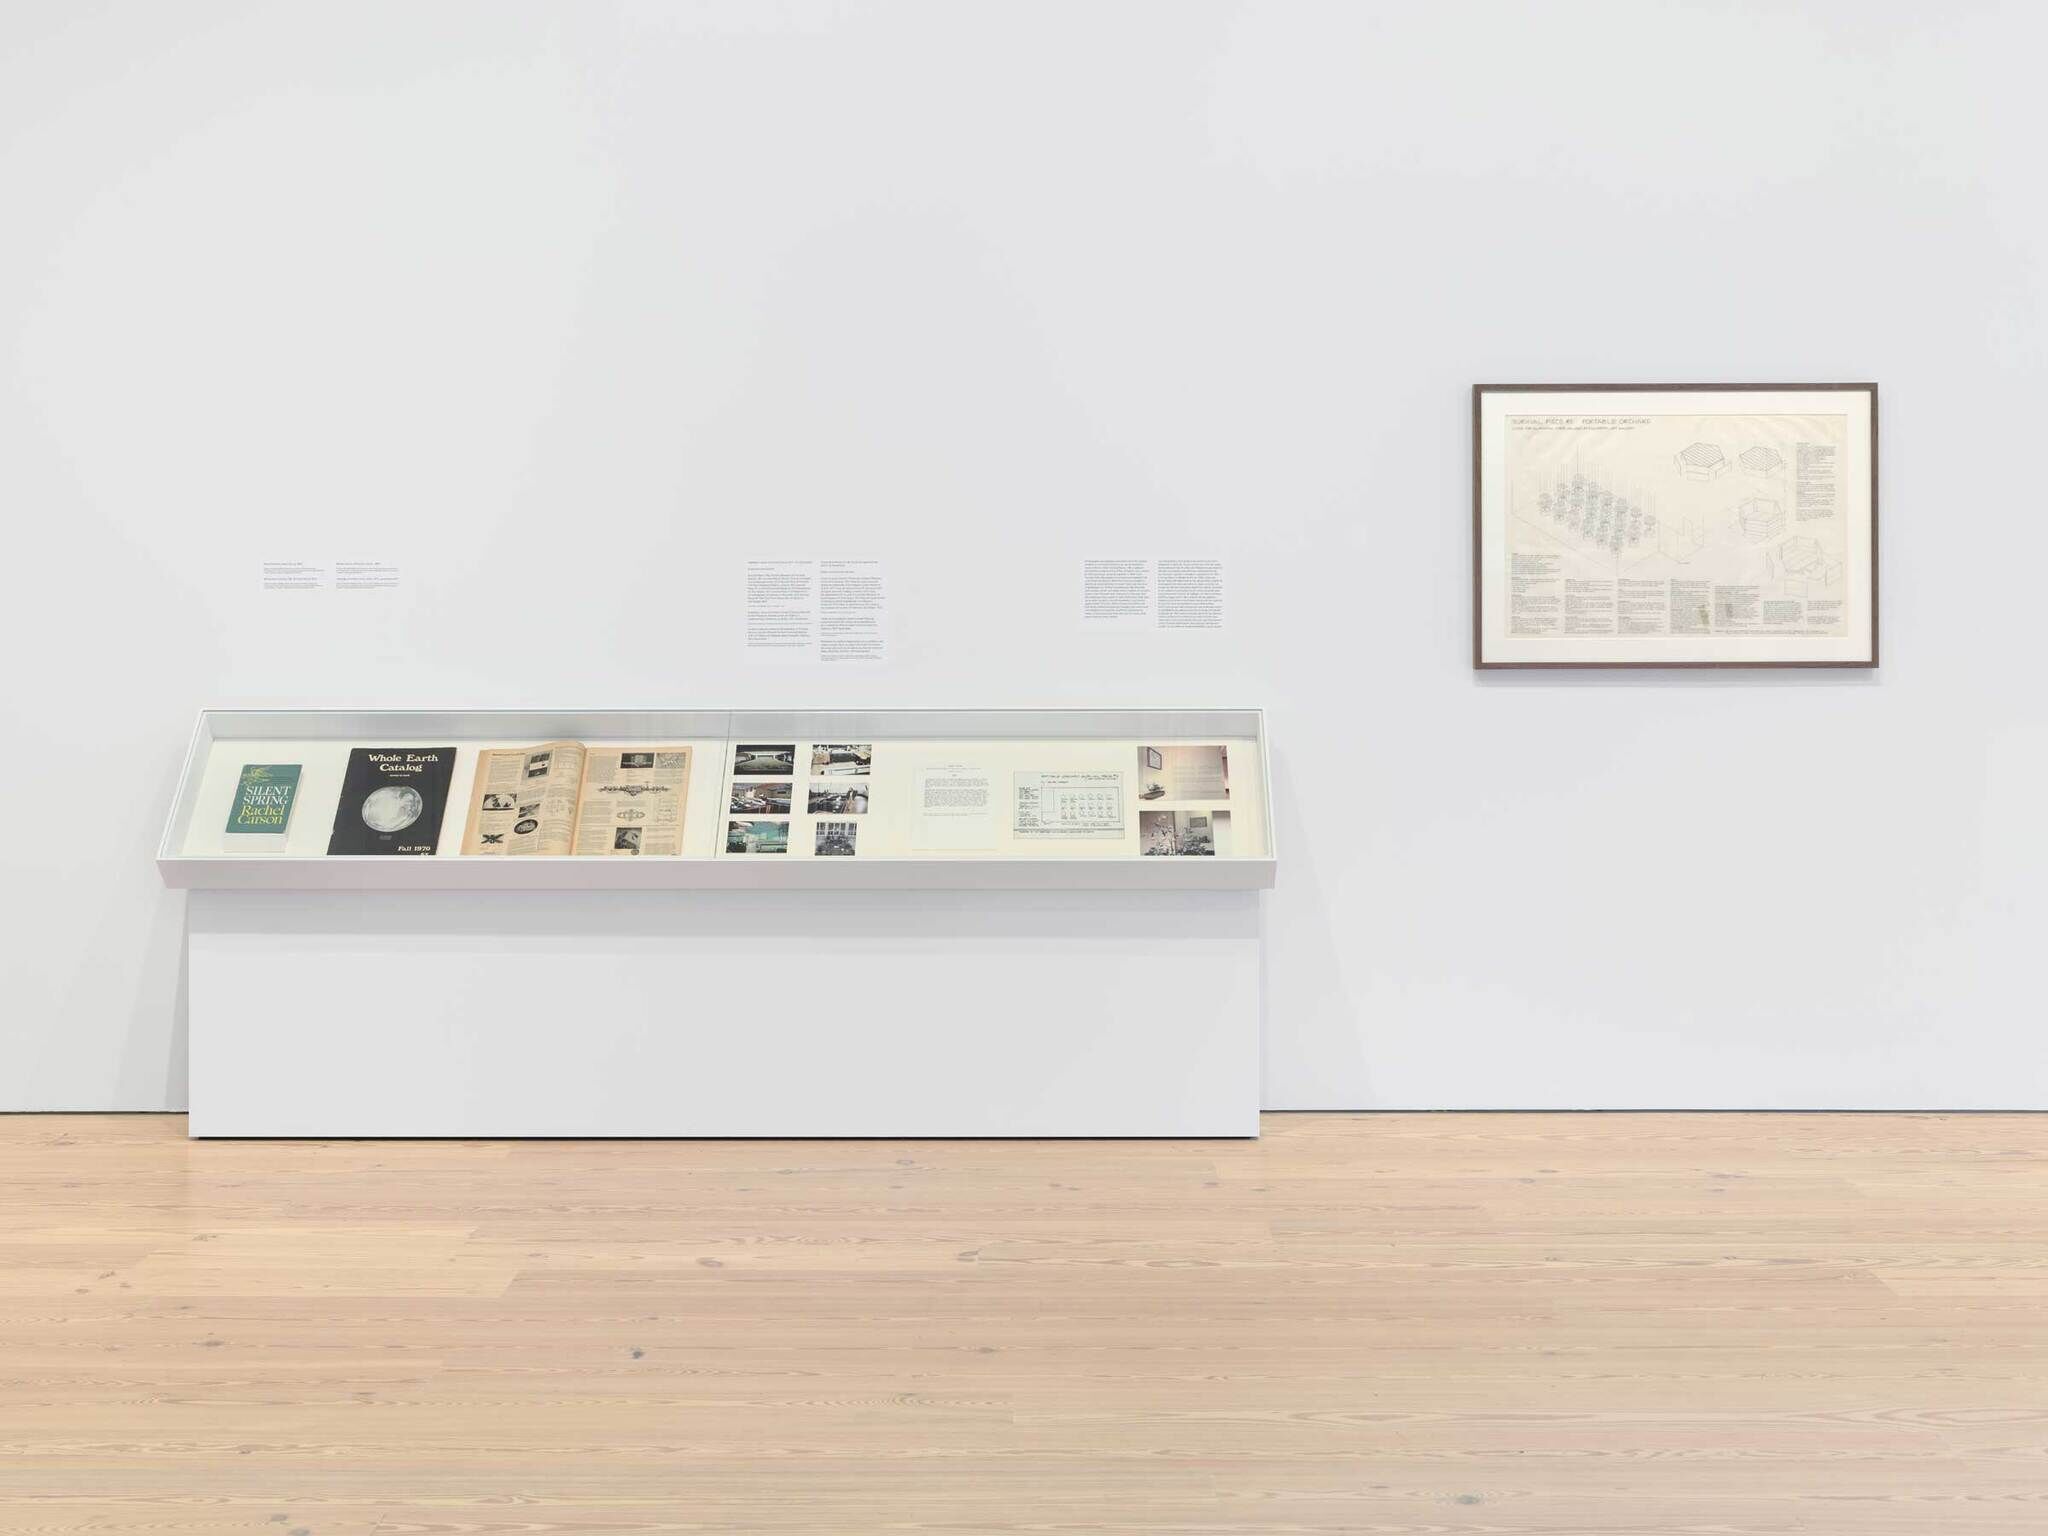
[187,889,1262,1138]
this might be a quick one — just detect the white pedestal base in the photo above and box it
[187,890,1261,1138]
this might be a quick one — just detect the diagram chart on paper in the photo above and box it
[1504,413,1850,641]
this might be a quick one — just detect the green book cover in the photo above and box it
[225,763,301,835]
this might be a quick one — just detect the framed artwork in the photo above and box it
[1473,384,1877,668]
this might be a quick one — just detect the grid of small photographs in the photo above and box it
[1136,744,1232,856]
[726,743,794,854]
[726,741,872,856]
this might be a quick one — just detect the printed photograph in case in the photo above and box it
[733,744,797,776]
[730,781,793,815]
[1141,809,1228,856]
[807,783,868,815]
[726,819,789,854]
[811,743,873,776]
[814,820,858,856]
[1137,745,1229,802]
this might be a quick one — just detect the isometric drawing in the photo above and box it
[1737,496,1785,543]
[1675,443,1728,482]
[1503,412,1851,640]
[1764,535,1843,602]
[1778,535,1823,577]
[1533,467,1658,561]
[1657,515,1706,563]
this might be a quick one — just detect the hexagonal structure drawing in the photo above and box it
[1778,535,1823,575]
[1675,442,1727,481]
[1737,496,1785,542]
[1739,445,1785,477]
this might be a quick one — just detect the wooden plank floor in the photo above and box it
[2,1114,2047,1534]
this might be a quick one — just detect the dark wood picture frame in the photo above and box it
[1472,383,1879,669]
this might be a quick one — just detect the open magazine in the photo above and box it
[460,742,692,856]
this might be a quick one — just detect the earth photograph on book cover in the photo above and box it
[327,747,456,856]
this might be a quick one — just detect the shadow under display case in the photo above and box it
[159,710,1275,1138]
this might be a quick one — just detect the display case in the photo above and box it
[159,708,1274,1138]
[159,708,1276,890]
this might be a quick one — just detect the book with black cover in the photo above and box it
[327,747,457,855]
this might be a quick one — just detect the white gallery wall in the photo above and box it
[4,1,2045,1111]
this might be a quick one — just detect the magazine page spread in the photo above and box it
[462,742,588,856]
[574,747,691,856]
